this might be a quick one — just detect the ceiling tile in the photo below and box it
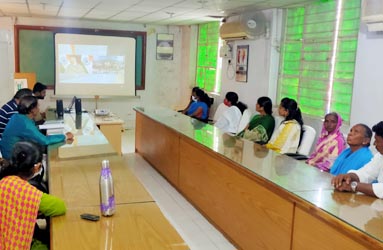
[0,0,317,25]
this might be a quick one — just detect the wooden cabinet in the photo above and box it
[179,138,294,250]
[135,112,180,186]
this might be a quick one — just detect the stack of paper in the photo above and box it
[39,120,65,135]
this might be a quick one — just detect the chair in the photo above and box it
[236,109,252,134]
[297,125,317,156]
[212,103,229,123]
[285,125,316,160]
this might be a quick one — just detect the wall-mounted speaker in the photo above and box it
[56,99,63,118]
[75,98,82,115]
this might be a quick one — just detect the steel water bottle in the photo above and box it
[99,160,115,216]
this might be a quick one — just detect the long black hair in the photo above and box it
[280,97,304,144]
[196,89,212,108]
[225,91,247,114]
[257,96,273,115]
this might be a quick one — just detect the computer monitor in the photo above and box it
[65,96,76,113]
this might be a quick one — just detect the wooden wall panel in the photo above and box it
[179,138,294,250]
[292,206,370,250]
[135,113,180,186]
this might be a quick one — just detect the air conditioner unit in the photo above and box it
[219,22,254,40]
[219,13,268,41]
[361,0,383,32]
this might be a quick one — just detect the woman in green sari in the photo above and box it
[238,96,275,144]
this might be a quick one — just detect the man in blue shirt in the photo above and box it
[0,88,32,138]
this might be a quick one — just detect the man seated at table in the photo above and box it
[332,121,383,199]
[0,88,32,138]
[33,82,48,125]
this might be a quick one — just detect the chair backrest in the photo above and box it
[297,125,317,156]
[213,103,229,122]
[237,109,252,133]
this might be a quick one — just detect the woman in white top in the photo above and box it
[215,92,247,134]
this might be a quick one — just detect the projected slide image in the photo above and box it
[58,44,126,84]
[92,56,125,74]
[59,54,88,74]
[55,33,136,96]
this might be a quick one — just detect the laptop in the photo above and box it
[64,96,76,113]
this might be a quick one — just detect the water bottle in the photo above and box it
[99,160,115,216]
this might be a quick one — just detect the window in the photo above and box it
[277,0,360,122]
[196,22,222,93]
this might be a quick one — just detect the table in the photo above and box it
[48,153,154,207]
[51,203,188,250]
[48,111,188,250]
[93,114,124,155]
[135,106,383,250]
[44,111,116,159]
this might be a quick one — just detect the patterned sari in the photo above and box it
[238,114,275,144]
[0,176,43,250]
[306,113,346,172]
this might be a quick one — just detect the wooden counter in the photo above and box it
[135,106,383,250]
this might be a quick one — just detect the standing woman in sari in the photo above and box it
[238,96,275,144]
[306,112,346,172]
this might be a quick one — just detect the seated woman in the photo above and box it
[183,88,210,122]
[238,96,275,144]
[306,112,346,172]
[0,96,74,159]
[331,121,383,198]
[0,140,66,249]
[180,86,200,112]
[214,92,247,134]
[330,123,373,175]
[266,97,304,154]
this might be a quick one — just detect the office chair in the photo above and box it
[285,125,316,160]
[297,125,317,156]
[212,103,229,123]
[237,109,252,134]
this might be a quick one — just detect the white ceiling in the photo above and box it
[0,0,316,25]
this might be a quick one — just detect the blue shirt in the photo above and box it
[330,147,373,175]
[186,101,208,120]
[0,99,18,138]
[0,114,66,159]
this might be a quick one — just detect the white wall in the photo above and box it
[0,18,16,105]
[351,23,383,129]
[217,9,278,116]
[217,10,383,139]
[0,17,196,129]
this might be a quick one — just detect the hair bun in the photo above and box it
[18,151,27,162]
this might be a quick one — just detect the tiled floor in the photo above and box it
[122,129,236,250]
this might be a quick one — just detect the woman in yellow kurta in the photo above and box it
[266,98,304,154]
